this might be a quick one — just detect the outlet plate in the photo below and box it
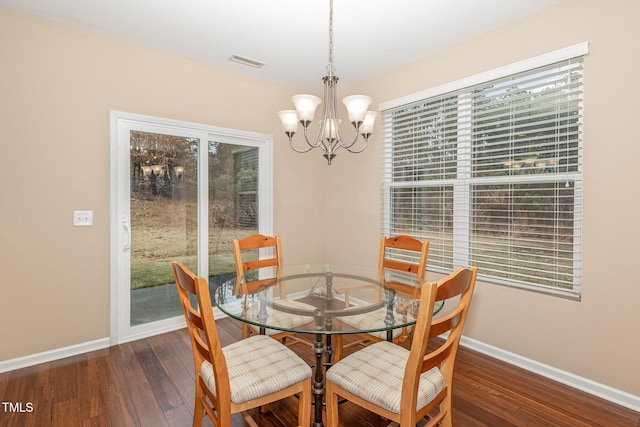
[73,210,93,226]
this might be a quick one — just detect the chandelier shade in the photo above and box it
[277,110,299,134]
[341,95,372,124]
[361,111,378,136]
[277,0,376,165]
[291,94,322,123]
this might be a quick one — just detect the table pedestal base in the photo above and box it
[312,333,325,427]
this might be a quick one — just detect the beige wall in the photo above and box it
[1,0,639,402]
[0,8,325,360]
[324,0,640,397]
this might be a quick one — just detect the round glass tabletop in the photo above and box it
[212,263,443,335]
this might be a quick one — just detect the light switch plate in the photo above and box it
[73,210,93,226]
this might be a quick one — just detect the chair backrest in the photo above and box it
[378,235,429,295]
[402,267,478,419]
[232,234,283,293]
[172,261,231,409]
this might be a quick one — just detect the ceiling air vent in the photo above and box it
[228,54,265,68]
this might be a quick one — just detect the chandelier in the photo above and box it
[277,0,377,165]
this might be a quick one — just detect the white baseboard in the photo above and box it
[460,336,640,413]
[0,338,110,373]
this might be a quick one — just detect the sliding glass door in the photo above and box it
[110,112,272,343]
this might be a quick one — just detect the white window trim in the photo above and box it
[380,43,588,299]
[379,42,589,112]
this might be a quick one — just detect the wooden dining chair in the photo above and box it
[172,261,312,427]
[232,233,311,346]
[334,235,429,360]
[326,266,477,427]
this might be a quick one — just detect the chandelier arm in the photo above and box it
[330,125,366,153]
[303,125,329,154]
[325,72,344,159]
[302,77,333,155]
[318,84,331,147]
[342,134,369,154]
[288,136,316,153]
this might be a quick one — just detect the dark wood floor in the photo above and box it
[1,318,638,427]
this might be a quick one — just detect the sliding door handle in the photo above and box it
[122,216,131,252]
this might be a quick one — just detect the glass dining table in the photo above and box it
[211,263,442,427]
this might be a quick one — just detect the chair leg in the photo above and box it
[334,336,372,362]
[242,323,251,339]
[333,335,343,362]
[325,381,339,427]
[192,386,205,427]
[439,408,452,427]
[240,411,260,427]
[439,391,453,427]
[298,378,312,427]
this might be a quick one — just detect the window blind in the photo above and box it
[381,53,584,298]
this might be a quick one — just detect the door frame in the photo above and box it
[109,110,273,345]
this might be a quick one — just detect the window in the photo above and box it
[381,44,587,298]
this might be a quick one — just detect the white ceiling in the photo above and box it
[1,0,560,93]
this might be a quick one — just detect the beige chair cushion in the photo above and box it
[200,334,312,404]
[246,299,314,335]
[338,307,405,340]
[326,340,445,414]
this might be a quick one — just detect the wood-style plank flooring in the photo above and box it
[1,318,638,427]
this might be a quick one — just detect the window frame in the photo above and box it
[380,43,588,299]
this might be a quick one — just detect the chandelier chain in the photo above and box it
[328,0,334,75]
